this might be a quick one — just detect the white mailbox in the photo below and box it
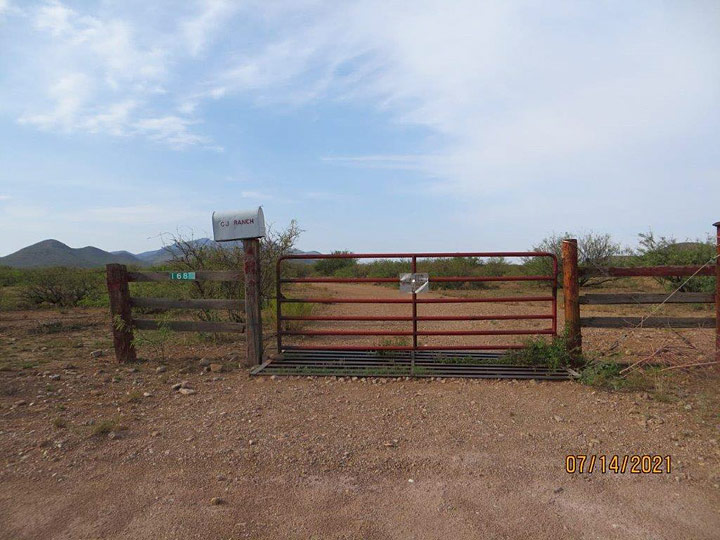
[212,207,266,241]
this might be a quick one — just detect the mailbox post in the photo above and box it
[212,207,266,366]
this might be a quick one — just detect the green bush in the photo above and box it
[362,259,410,278]
[579,362,657,392]
[524,232,623,287]
[0,266,25,287]
[579,362,622,386]
[314,251,357,276]
[264,299,314,331]
[636,231,715,292]
[161,220,303,323]
[504,335,581,370]
[21,267,105,307]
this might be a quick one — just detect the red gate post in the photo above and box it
[243,238,263,366]
[562,239,582,361]
[106,264,136,363]
[714,221,720,361]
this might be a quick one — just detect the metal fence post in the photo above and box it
[714,221,720,361]
[243,238,263,365]
[562,239,582,361]
[106,263,136,363]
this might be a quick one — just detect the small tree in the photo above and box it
[130,316,175,362]
[525,232,624,286]
[163,220,303,321]
[314,251,357,276]
[21,267,103,307]
[636,231,715,292]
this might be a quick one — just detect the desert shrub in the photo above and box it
[376,336,412,356]
[636,231,715,293]
[579,361,624,388]
[579,362,657,392]
[21,267,104,307]
[333,265,362,278]
[524,232,624,287]
[264,299,314,331]
[423,257,487,290]
[504,335,582,370]
[0,266,25,287]
[313,256,516,289]
[91,418,123,437]
[314,251,357,276]
[162,220,303,322]
[362,259,410,278]
[129,316,175,362]
[478,257,512,277]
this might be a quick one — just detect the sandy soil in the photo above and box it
[1,285,719,539]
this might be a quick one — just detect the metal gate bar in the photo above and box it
[280,314,554,321]
[274,252,558,372]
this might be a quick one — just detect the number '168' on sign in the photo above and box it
[170,272,196,280]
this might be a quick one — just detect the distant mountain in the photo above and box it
[0,240,143,268]
[134,239,321,265]
[0,238,322,268]
[134,238,217,265]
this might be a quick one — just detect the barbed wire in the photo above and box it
[574,242,717,366]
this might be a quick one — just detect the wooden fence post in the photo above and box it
[562,239,582,361]
[106,264,136,363]
[243,239,263,366]
[714,221,720,361]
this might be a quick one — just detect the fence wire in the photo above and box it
[576,244,718,372]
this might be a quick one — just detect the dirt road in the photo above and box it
[1,304,719,539]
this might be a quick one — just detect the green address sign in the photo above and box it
[169,272,196,280]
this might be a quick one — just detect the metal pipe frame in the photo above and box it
[280,296,554,304]
[276,251,558,353]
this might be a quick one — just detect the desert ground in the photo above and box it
[1,281,719,539]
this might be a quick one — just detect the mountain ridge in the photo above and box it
[0,239,321,268]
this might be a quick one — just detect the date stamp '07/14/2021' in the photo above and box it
[565,455,672,474]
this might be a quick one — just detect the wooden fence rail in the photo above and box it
[580,266,714,278]
[127,271,242,282]
[107,264,245,363]
[580,317,716,329]
[562,221,720,362]
[579,293,714,305]
[130,297,242,310]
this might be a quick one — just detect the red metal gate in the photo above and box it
[274,252,558,355]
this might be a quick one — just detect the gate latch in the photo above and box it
[399,273,430,294]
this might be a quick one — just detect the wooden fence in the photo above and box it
[106,265,246,363]
[562,221,720,361]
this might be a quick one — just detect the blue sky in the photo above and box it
[0,0,718,256]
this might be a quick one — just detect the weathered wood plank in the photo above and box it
[106,264,136,363]
[133,319,245,333]
[580,293,714,305]
[130,297,243,311]
[581,316,716,329]
[127,271,242,282]
[243,239,263,366]
[562,239,582,360]
[580,266,714,278]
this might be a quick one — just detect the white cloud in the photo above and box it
[133,115,209,148]
[322,154,430,171]
[240,190,272,199]
[0,195,11,201]
[3,0,719,212]
[0,0,18,17]
[206,0,718,234]
[181,0,238,56]
[18,72,94,131]
[67,204,205,225]
[8,0,206,147]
